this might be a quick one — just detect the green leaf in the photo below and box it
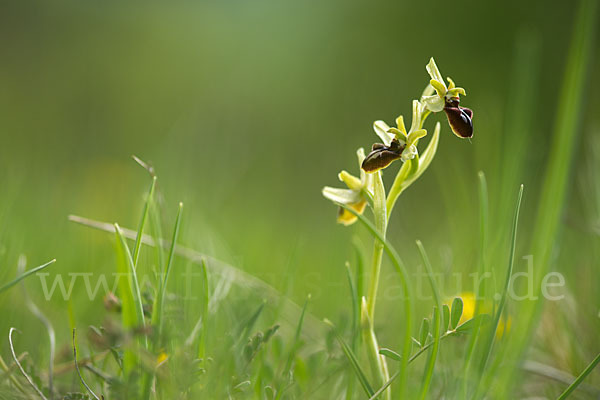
[450,298,464,330]
[442,304,450,333]
[324,319,374,397]
[419,319,429,347]
[456,314,491,333]
[379,348,401,362]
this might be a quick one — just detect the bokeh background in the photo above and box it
[1,0,599,390]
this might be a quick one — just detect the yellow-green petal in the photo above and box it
[357,147,367,182]
[338,170,363,191]
[322,186,361,205]
[430,79,447,97]
[421,83,435,99]
[337,200,367,226]
[388,127,407,142]
[396,115,408,135]
[447,77,456,89]
[408,129,427,146]
[410,100,424,133]
[373,120,394,146]
[426,58,446,90]
[447,87,467,98]
[422,95,445,113]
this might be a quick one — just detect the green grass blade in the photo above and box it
[281,294,310,377]
[477,185,523,393]
[345,263,359,351]
[198,259,209,361]
[348,241,366,400]
[557,352,600,399]
[416,240,442,400]
[0,259,56,295]
[154,202,183,340]
[113,226,138,373]
[351,237,366,304]
[149,196,166,285]
[324,319,375,397]
[115,223,147,347]
[132,176,157,268]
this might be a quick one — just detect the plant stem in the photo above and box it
[366,171,387,321]
[361,303,390,399]
[364,171,391,399]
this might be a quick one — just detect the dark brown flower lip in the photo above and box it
[361,139,405,173]
[444,98,473,139]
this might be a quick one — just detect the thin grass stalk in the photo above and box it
[132,176,157,268]
[156,202,183,340]
[198,259,210,361]
[325,319,375,398]
[416,241,442,400]
[115,224,146,339]
[344,265,358,400]
[557,352,600,399]
[476,185,523,398]
[8,328,48,400]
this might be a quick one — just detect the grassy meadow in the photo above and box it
[0,0,599,398]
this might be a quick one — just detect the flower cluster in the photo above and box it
[323,57,473,225]
[422,58,473,139]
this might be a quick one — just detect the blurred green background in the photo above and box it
[0,0,598,384]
